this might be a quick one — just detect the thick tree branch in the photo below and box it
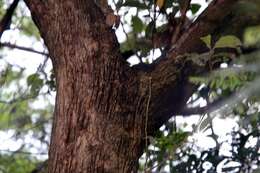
[213,1,260,40]
[176,95,234,116]
[0,0,19,39]
[173,0,238,55]
[130,0,260,64]
[144,0,239,134]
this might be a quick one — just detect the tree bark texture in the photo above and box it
[24,0,238,172]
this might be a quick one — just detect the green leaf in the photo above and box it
[233,103,248,115]
[244,25,260,46]
[27,73,43,96]
[189,76,208,85]
[0,111,10,129]
[27,74,39,86]
[214,35,242,48]
[131,16,144,33]
[200,35,211,48]
[190,4,201,14]
[0,66,24,86]
[0,154,38,173]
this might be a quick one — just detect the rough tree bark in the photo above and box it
[23,0,238,172]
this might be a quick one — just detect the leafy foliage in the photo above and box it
[0,153,38,173]
[139,25,260,172]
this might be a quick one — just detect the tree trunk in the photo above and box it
[48,55,146,172]
[47,29,150,172]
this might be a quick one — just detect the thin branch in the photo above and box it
[0,0,20,38]
[0,149,47,155]
[0,91,51,106]
[0,42,49,56]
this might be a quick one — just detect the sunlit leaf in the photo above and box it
[200,35,211,48]
[214,35,242,48]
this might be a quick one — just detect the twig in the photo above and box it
[0,42,49,56]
